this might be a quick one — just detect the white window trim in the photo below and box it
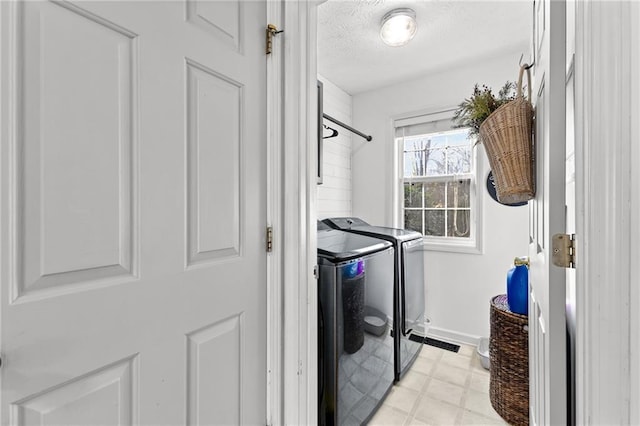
[392,109,484,254]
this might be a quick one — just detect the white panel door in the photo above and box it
[0,1,267,424]
[529,0,567,424]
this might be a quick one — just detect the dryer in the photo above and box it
[322,217,425,381]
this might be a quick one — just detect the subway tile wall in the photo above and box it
[318,76,352,219]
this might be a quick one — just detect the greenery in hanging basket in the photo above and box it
[452,82,517,142]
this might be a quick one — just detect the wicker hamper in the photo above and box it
[479,65,535,204]
[489,294,529,426]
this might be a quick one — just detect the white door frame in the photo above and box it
[574,1,637,424]
[272,1,319,424]
[266,1,284,424]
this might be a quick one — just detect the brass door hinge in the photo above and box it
[552,233,575,268]
[266,226,273,252]
[266,24,283,55]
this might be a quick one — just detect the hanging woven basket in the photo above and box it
[479,65,535,204]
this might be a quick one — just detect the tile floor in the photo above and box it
[367,343,509,425]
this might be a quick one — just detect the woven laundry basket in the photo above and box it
[479,65,535,204]
[489,294,529,426]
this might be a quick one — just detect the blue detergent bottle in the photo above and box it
[343,259,364,279]
[507,256,529,315]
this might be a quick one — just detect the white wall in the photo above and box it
[352,50,530,342]
[317,76,352,219]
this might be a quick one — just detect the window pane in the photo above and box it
[404,138,435,177]
[404,183,423,208]
[447,180,470,208]
[404,210,423,234]
[424,134,448,149]
[445,130,471,146]
[426,148,446,176]
[424,210,445,237]
[403,150,424,177]
[446,146,472,174]
[424,181,445,208]
[404,136,432,152]
[447,209,470,238]
[399,127,476,246]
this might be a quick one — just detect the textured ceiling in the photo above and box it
[318,0,533,94]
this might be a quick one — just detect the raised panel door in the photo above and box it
[0,1,267,424]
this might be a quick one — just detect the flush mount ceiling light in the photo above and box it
[380,8,417,47]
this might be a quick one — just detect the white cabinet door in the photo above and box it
[0,1,267,424]
[528,0,567,424]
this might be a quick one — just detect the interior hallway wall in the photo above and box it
[317,75,353,219]
[351,51,530,342]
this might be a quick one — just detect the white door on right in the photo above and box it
[529,0,567,424]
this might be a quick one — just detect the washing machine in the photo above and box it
[322,217,425,381]
[317,221,395,425]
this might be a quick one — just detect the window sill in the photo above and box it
[420,237,483,255]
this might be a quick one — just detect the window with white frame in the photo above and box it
[395,112,481,252]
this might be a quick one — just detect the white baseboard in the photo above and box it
[425,326,481,347]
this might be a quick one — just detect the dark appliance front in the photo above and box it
[322,217,425,381]
[317,222,395,425]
